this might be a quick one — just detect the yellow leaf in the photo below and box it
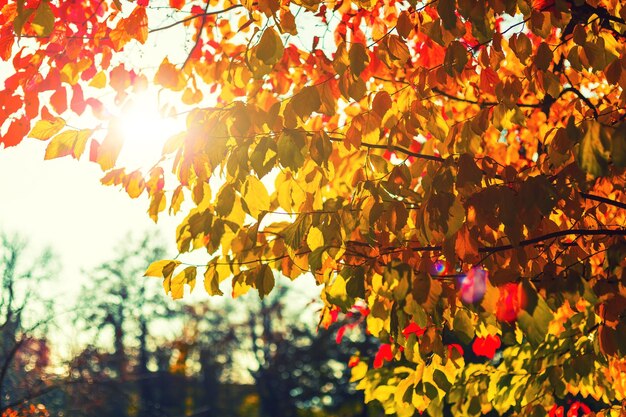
[306,226,324,251]
[170,266,196,299]
[144,259,180,277]
[124,170,145,199]
[242,176,270,219]
[170,185,185,215]
[89,71,107,88]
[204,264,223,296]
[44,129,92,160]
[28,117,66,140]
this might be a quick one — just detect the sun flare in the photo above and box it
[115,92,182,169]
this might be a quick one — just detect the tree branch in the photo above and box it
[430,87,541,109]
[559,87,599,119]
[148,4,243,33]
[581,193,626,210]
[327,136,445,162]
[406,228,626,254]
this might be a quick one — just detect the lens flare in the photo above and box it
[458,267,488,304]
[432,260,447,275]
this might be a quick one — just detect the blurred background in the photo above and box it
[0,228,382,417]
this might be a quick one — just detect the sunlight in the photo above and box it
[115,92,182,169]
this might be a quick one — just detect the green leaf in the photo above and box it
[32,1,55,37]
[250,136,277,178]
[516,280,553,347]
[453,309,475,344]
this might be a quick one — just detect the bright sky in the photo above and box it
[0,139,180,297]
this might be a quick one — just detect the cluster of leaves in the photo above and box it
[2,0,626,414]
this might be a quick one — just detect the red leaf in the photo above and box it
[402,322,426,337]
[89,139,100,162]
[472,335,501,359]
[496,283,524,323]
[137,0,149,5]
[0,25,14,61]
[447,343,464,357]
[1,117,30,147]
[71,84,86,115]
[549,405,564,417]
[373,343,393,368]
[335,326,346,344]
[348,356,360,368]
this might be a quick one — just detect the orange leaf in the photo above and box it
[155,58,186,91]
[1,117,29,148]
[169,0,185,9]
[126,6,148,44]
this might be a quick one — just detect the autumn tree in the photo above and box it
[68,234,175,417]
[2,0,626,415]
[0,232,58,414]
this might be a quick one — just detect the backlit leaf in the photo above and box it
[44,129,92,160]
[28,118,66,140]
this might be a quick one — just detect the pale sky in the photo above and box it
[0,139,181,297]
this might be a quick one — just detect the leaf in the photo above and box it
[444,41,468,76]
[387,35,410,64]
[611,122,626,167]
[204,264,223,296]
[95,123,123,170]
[44,129,92,160]
[437,0,456,30]
[453,309,475,344]
[534,42,552,71]
[277,130,306,171]
[155,57,186,91]
[472,334,500,359]
[242,176,270,218]
[291,86,321,120]
[144,259,181,278]
[349,42,369,77]
[28,118,66,140]
[31,1,55,37]
[575,121,610,177]
[257,26,283,65]
[516,280,553,347]
[256,264,275,299]
[126,5,148,44]
[170,266,196,299]
[306,226,324,251]
[282,214,311,250]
